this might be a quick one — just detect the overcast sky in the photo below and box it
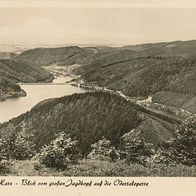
[0,0,196,46]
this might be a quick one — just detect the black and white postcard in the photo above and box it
[0,0,195,195]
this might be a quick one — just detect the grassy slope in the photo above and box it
[8,159,196,177]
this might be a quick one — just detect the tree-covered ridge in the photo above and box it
[74,51,196,113]
[0,92,142,153]
[0,59,53,83]
[75,55,196,96]
[14,46,96,66]
[0,91,177,156]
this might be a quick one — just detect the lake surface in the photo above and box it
[0,76,86,123]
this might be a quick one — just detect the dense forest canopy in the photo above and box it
[0,91,176,154]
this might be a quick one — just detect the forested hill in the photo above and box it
[13,46,97,66]
[71,41,196,114]
[0,59,53,83]
[0,58,54,100]
[0,92,175,153]
[76,56,196,112]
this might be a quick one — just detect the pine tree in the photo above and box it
[153,116,196,166]
[167,116,196,166]
[88,137,120,161]
[121,138,153,165]
[39,132,79,170]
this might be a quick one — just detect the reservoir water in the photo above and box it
[0,76,86,123]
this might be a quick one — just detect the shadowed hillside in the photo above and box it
[0,58,54,100]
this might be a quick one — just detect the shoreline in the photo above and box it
[68,78,190,122]
[0,89,27,102]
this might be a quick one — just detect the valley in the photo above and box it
[14,40,196,114]
[0,40,195,176]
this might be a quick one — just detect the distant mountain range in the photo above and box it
[14,40,196,113]
[13,46,96,66]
